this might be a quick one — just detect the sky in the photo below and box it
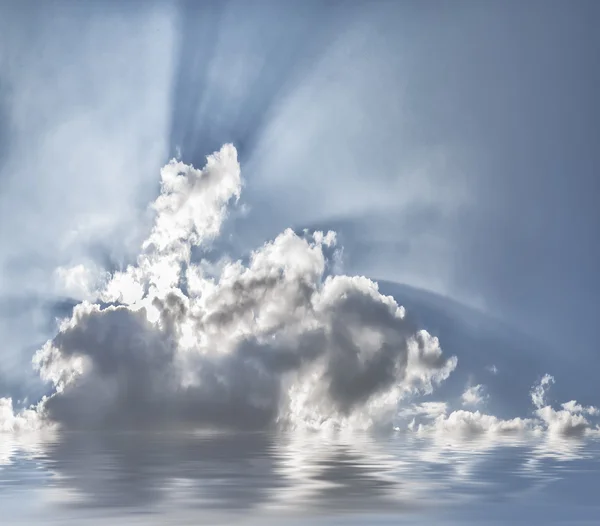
[0,1,599,522]
[1,2,598,375]
[0,0,599,475]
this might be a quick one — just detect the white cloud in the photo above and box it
[485,364,498,375]
[461,384,487,407]
[532,378,600,438]
[531,373,554,409]
[423,410,531,439]
[143,144,241,256]
[2,145,458,433]
[404,375,600,443]
[398,401,448,420]
[561,400,599,416]
[1,145,598,449]
[535,405,591,438]
[0,397,47,433]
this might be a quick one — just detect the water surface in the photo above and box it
[2,430,599,525]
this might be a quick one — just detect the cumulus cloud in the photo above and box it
[532,377,600,438]
[0,397,47,433]
[1,145,458,432]
[400,400,531,442]
[562,400,599,416]
[1,144,597,443]
[424,410,531,439]
[403,375,600,442]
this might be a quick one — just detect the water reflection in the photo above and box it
[1,430,600,523]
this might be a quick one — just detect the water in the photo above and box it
[1,431,599,525]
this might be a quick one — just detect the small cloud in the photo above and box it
[461,384,487,407]
[531,374,555,410]
[398,401,448,420]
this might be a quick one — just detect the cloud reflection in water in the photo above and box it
[2,430,600,524]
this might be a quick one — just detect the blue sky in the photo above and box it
[0,0,598,418]
[2,0,598,391]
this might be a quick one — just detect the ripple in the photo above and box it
[1,430,600,524]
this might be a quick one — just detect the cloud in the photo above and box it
[401,400,531,444]
[143,144,242,256]
[0,397,46,432]
[485,364,498,375]
[398,401,448,421]
[562,400,599,416]
[424,410,531,440]
[535,405,595,438]
[2,144,457,432]
[461,384,487,407]
[532,378,600,438]
[1,144,597,445]
[403,375,600,442]
[531,373,554,409]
